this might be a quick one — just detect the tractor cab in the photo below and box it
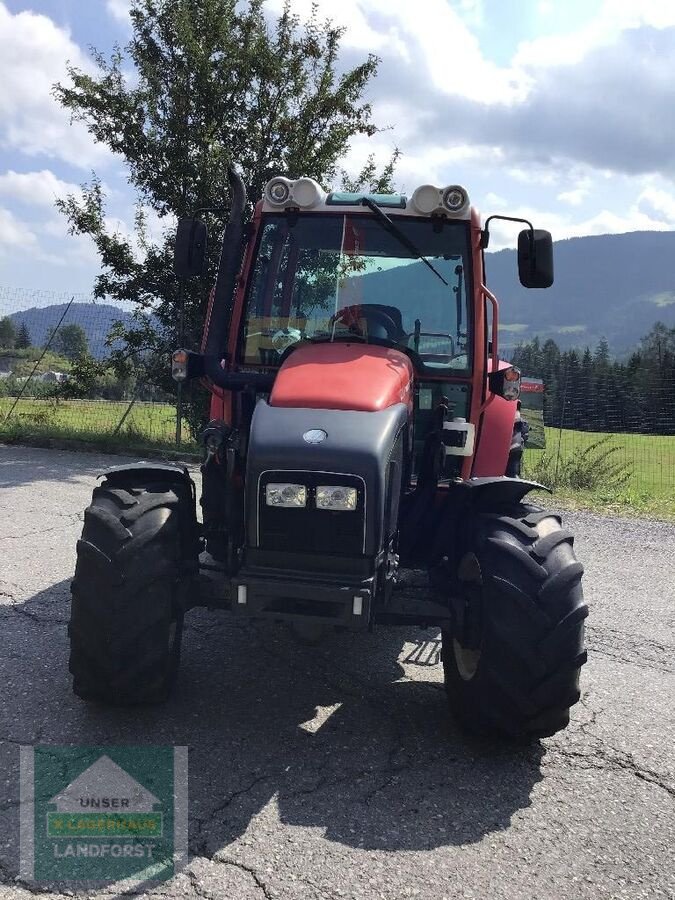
[69,168,586,742]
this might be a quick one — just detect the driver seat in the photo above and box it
[337,303,407,343]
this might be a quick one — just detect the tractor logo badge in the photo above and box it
[303,429,327,444]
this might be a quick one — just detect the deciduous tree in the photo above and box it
[54,0,397,434]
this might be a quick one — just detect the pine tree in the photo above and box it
[15,322,31,349]
[0,317,16,349]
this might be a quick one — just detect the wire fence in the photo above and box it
[520,374,675,498]
[0,285,189,451]
[1,284,674,500]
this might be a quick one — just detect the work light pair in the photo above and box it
[265,483,357,511]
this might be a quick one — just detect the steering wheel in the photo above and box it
[330,305,401,342]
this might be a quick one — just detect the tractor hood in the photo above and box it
[269,342,413,412]
[245,400,407,562]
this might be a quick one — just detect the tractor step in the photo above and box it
[378,568,453,626]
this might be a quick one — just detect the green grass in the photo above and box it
[1,397,674,518]
[524,427,675,519]
[0,397,198,453]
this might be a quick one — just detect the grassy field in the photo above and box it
[524,427,675,519]
[0,397,198,453]
[1,397,674,518]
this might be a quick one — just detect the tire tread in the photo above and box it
[69,477,196,705]
[443,502,588,739]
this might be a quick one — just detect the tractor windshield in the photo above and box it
[240,213,471,372]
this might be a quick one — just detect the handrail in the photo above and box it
[481,282,499,371]
[479,284,499,415]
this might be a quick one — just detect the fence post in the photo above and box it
[175,280,186,447]
[553,361,569,489]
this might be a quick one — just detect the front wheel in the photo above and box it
[442,503,587,739]
[69,472,199,704]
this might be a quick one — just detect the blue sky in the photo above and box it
[1,0,675,300]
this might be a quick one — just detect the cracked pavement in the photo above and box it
[0,445,674,900]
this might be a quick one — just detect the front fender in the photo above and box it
[99,462,194,487]
[472,393,516,477]
[427,477,550,570]
[458,476,550,510]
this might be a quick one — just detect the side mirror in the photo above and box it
[518,229,553,288]
[174,218,207,278]
[488,365,521,401]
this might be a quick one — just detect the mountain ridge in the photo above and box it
[5,229,675,359]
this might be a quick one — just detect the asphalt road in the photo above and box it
[0,445,674,900]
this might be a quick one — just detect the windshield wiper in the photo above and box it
[361,197,449,288]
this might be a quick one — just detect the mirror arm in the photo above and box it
[481,214,534,249]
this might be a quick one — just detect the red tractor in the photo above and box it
[69,169,587,739]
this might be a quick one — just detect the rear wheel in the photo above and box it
[69,472,199,704]
[442,503,587,739]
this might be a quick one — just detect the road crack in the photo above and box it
[548,740,675,799]
[212,857,273,899]
[0,604,69,627]
[0,513,83,543]
[586,624,675,674]
[191,773,278,856]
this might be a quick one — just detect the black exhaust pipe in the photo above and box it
[204,165,247,359]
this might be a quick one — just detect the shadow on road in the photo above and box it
[0,446,161,490]
[1,579,545,887]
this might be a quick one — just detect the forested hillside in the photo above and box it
[487,230,675,356]
[511,323,675,434]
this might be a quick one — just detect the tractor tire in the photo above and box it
[441,503,587,739]
[69,473,199,705]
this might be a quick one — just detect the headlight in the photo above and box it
[316,485,358,511]
[266,177,292,205]
[410,183,470,216]
[442,185,468,213]
[265,483,307,508]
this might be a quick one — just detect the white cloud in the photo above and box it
[107,0,132,23]
[0,3,109,169]
[485,192,508,208]
[0,169,81,208]
[516,0,675,69]
[454,0,484,29]
[0,205,99,269]
[558,187,589,207]
[0,207,37,251]
[273,0,675,184]
[637,186,675,222]
[487,199,672,252]
[266,0,527,104]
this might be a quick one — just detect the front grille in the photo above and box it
[258,471,365,556]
